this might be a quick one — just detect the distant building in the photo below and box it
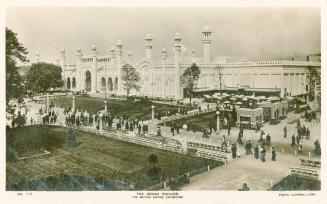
[55,25,320,99]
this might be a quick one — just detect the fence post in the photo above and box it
[294,150,297,156]
[270,180,273,189]
[308,152,311,159]
[207,165,210,172]
[163,181,167,189]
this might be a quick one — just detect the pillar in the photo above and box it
[202,25,212,64]
[174,32,182,99]
[91,45,97,93]
[72,95,76,112]
[145,34,153,60]
[162,48,167,98]
[151,105,155,121]
[104,100,107,112]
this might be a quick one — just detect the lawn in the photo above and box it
[51,96,177,120]
[271,175,320,191]
[160,112,218,132]
[6,126,220,190]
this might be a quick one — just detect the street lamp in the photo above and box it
[216,111,220,133]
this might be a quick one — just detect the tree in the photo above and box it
[25,62,63,94]
[181,63,201,106]
[6,27,28,105]
[121,64,141,97]
[148,153,158,167]
[306,66,320,101]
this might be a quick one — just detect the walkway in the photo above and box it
[181,149,306,190]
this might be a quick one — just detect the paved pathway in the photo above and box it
[181,149,305,190]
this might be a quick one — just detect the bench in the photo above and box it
[300,159,321,168]
[290,167,319,180]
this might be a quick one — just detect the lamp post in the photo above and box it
[151,105,155,122]
[216,111,220,133]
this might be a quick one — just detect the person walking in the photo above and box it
[283,126,287,138]
[291,134,296,146]
[231,143,237,159]
[260,146,266,162]
[221,135,227,148]
[254,145,259,159]
[271,147,276,161]
[266,134,271,146]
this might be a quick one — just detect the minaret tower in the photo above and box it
[60,48,66,89]
[202,25,212,64]
[91,45,97,93]
[76,47,82,91]
[174,32,182,99]
[116,40,123,93]
[145,34,153,60]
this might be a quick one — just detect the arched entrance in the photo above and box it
[72,77,76,89]
[108,77,113,91]
[85,71,91,92]
[67,77,71,90]
[101,77,106,91]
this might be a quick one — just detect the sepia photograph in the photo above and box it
[4,6,322,194]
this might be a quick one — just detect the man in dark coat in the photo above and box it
[254,145,259,159]
[231,144,237,159]
[271,147,276,161]
[260,146,266,162]
[283,126,287,138]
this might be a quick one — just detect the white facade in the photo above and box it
[61,25,320,99]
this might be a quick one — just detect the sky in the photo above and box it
[6,7,321,65]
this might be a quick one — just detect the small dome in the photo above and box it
[145,33,153,40]
[191,49,195,53]
[110,46,115,51]
[116,40,123,46]
[174,32,181,40]
[204,24,211,32]
[76,47,81,52]
[162,48,167,53]
[92,45,97,50]
[60,48,65,53]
